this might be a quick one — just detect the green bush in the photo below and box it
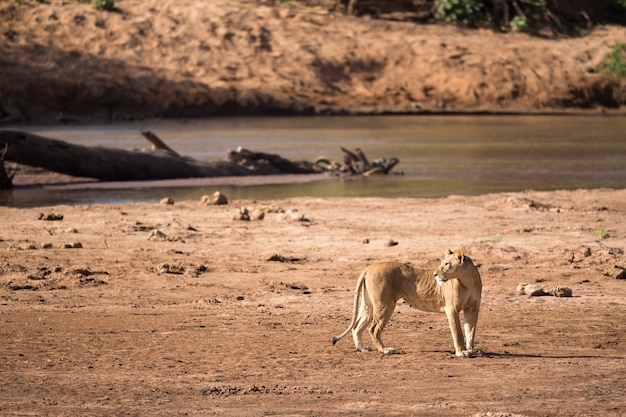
[91,0,115,11]
[435,0,482,25]
[509,15,528,32]
[594,44,626,77]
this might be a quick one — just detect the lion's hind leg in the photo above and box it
[352,293,373,352]
[368,304,396,354]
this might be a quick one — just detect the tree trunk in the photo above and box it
[0,130,318,185]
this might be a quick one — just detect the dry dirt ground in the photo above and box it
[1,188,625,416]
[1,0,626,122]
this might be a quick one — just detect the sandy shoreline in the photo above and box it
[11,172,332,190]
[1,188,625,416]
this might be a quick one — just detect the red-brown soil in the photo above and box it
[1,2,625,415]
[1,0,626,123]
[1,189,625,416]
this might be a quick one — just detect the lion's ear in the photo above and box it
[455,250,465,264]
[446,249,454,256]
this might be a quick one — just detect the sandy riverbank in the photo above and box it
[1,188,624,415]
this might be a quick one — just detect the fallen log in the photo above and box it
[0,130,319,188]
[0,143,13,189]
[0,130,400,189]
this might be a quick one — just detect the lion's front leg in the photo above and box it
[444,306,466,357]
[463,306,483,357]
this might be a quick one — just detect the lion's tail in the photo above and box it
[332,268,367,346]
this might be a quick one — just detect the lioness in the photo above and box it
[332,249,482,357]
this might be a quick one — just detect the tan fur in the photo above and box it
[332,250,483,357]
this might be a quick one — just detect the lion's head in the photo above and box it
[434,249,466,287]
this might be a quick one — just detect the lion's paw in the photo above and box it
[457,349,484,358]
[382,347,396,355]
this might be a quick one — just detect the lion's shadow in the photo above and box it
[429,350,623,360]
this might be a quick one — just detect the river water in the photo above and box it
[2,115,625,207]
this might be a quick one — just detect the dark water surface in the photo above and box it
[2,115,625,207]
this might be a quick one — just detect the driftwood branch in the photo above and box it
[140,130,180,156]
[0,129,400,187]
[316,146,400,176]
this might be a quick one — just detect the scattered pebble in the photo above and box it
[602,265,626,280]
[276,209,309,222]
[148,230,169,241]
[18,244,37,250]
[234,207,250,221]
[157,263,185,275]
[157,263,207,276]
[547,286,573,297]
[160,197,175,205]
[286,282,308,291]
[267,254,304,263]
[385,239,398,247]
[37,213,63,221]
[202,191,228,205]
[249,209,265,220]
[516,283,572,297]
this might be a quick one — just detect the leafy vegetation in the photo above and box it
[91,0,115,11]
[509,15,528,32]
[594,44,626,77]
[345,0,625,33]
[434,0,482,25]
[597,228,617,239]
[484,233,503,243]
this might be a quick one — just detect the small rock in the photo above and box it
[234,207,250,221]
[249,209,265,221]
[362,238,370,244]
[37,213,63,221]
[603,265,626,280]
[276,209,309,222]
[41,243,53,249]
[516,283,547,296]
[547,286,573,297]
[525,285,547,296]
[184,265,208,277]
[71,242,83,249]
[385,239,398,247]
[267,254,304,263]
[286,282,308,291]
[202,191,228,205]
[160,197,175,205]
[515,283,529,295]
[148,230,168,241]
[157,263,185,275]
